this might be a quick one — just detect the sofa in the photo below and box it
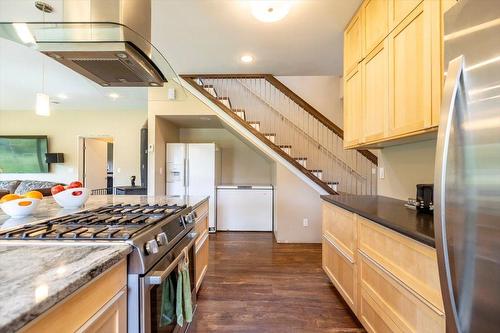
[0,180,64,198]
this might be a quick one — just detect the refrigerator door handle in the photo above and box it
[183,158,188,189]
[434,55,465,333]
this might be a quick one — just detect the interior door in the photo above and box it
[83,138,108,190]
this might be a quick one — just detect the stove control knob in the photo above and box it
[145,239,159,255]
[156,232,168,246]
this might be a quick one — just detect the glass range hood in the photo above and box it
[0,21,186,100]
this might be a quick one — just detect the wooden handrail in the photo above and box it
[180,74,378,166]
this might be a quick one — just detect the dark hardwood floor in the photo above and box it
[189,232,364,333]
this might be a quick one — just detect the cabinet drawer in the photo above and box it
[358,217,443,311]
[194,200,209,223]
[195,215,209,247]
[322,203,357,260]
[195,232,209,292]
[359,252,445,333]
[360,289,401,333]
[322,235,357,313]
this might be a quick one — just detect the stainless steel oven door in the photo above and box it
[140,232,197,333]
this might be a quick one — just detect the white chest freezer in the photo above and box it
[216,185,273,231]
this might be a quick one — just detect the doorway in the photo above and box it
[78,137,113,192]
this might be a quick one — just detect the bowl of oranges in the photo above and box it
[0,191,43,218]
[51,181,90,209]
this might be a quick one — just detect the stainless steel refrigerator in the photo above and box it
[435,1,500,332]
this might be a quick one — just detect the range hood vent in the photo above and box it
[43,42,165,87]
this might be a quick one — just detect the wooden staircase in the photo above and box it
[181,74,378,195]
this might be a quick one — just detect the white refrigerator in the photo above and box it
[166,143,219,231]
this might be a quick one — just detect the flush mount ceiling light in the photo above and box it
[241,55,254,63]
[251,1,292,23]
[57,93,68,100]
[108,93,120,100]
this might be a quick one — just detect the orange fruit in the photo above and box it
[18,201,32,206]
[0,194,22,203]
[24,190,43,200]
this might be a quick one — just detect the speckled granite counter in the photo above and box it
[0,244,131,333]
[0,195,209,230]
[321,195,435,247]
[0,195,208,332]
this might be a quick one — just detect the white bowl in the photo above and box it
[53,187,90,209]
[0,198,41,218]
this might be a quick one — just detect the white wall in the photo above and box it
[376,140,436,200]
[274,163,322,243]
[148,85,213,195]
[0,109,146,186]
[276,76,343,128]
[179,128,273,186]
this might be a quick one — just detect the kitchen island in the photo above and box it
[0,195,209,333]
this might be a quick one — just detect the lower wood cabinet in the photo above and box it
[194,200,209,292]
[322,235,357,313]
[21,260,127,333]
[322,202,445,333]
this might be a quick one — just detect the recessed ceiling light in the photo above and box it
[241,55,254,63]
[57,93,68,100]
[108,93,119,100]
[251,1,292,23]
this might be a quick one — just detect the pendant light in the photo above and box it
[35,1,50,116]
[36,57,50,116]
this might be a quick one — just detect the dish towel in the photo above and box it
[176,248,193,327]
[159,275,175,326]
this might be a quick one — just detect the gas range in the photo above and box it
[0,203,198,274]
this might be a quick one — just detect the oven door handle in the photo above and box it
[146,232,198,285]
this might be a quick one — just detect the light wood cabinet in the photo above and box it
[322,202,445,332]
[21,260,127,333]
[388,1,432,137]
[362,0,388,55]
[389,0,423,29]
[344,65,363,148]
[343,0,445,148]
[359,253,445,333]
[194,200,209,292]
[344,12,363,77]
[323,235,357,314]
[78,289,127,333]
[362,39,388,143]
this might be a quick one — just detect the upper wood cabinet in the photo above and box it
[343,0,444,148]
[344,65,363,148]
[389,0,423,29]
[344,12,363,77]
[362,0,388,56]
[362,39,388,143]
[387,1,432,137]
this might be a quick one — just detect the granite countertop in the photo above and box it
[321,194,435,247]
[0,195,209,230]
[0,244,131,333]
[0,195,208,332]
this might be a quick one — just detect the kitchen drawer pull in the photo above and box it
[359,250,444,316]
[323,234,355,264]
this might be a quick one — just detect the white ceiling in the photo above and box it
[0,38,148,112]
[152,0,361,75]
[0,0,360,112]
